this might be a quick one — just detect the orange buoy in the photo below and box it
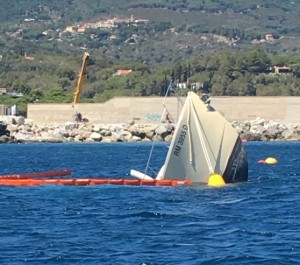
[258,160,265,164]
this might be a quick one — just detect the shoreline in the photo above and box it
[0,116,299,144]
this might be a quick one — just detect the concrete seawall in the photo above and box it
[27,96,300,125]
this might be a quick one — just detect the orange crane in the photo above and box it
[73,52,90,104]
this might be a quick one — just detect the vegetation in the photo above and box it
[1,0,300,116]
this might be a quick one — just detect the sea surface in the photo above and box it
[0,141,299,265]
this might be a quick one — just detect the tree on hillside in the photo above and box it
[245,48,272,73]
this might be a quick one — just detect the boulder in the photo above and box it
[131,135,142,142]
[281,127,296,140]
[164,134,173,142]
[92,124,101,132]
[144,125,156,140]
[14,116,25,126]
[90,132,102,141]
[155,125,171,139]
[0,123,8,136]
[0,135,9,143]
[1,116,16,125]
[24,119,34,126]
[250,124,265,135]
[65,122,79,130]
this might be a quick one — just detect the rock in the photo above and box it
[164,134,173,142]
[77,129,92,140]
[109,123,126,132]
[131,135,142,142]
[128,125,146,139]
[281,127,296,140]
[240,131,258,141]
[92,124,101,132]
[12,132,36,143]
[155,125,171,139]
[0,135,9,143]
[234,125,244,134]
[14,116,25,126]
[18,124,32,132]
[99,129,112,137]
[101,137,113,143]
[74,135,84,142]
[65,122,79,130]
[90,132,102,141]
[1,116,16,125]
[152,134,164,141]
[115,130,132,142]
[144,125,156,140]
[127,125,139,135]
[141,137,151,142]
[250,124,265,135]
[263,128,279,140]
[84,138,95,142]
[231,121,240,128]
[69,128,79,138]
[40,131,64,143]
[251,117,265,126]
[0,123,8,136]
[59,129,70,138]
[165,124,175,133]
[24,119,34,126]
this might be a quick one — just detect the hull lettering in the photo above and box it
[174,124,188,157]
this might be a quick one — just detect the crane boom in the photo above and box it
[73,52,90,104]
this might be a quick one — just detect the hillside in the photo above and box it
[1,0,300,116]
[1,0,300,61]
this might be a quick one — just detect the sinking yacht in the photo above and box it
[131,91,248,184]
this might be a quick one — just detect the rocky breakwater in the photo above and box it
[0,116,299,143]
[0,116,175,143]
[233,117,300,141]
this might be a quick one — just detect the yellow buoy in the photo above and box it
[264,157,278,165]
[208,174,226,187]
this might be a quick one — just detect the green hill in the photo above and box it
[1,0,300,116]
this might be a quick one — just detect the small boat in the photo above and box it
[131,90,248,185]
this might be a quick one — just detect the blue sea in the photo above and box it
[0,142,299,265]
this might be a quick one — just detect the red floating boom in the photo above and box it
[0,178,192,187]
[0,170,192,187]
